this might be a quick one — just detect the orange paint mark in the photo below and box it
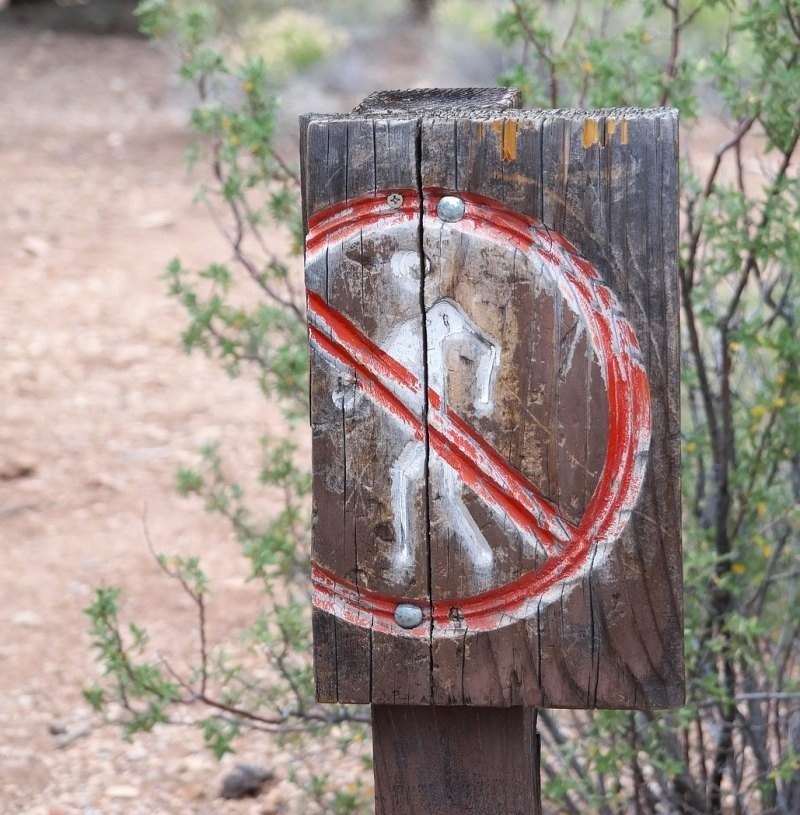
[606,118,617,142]
[488,120,519,162]
[620,119,629,145]
[502,120,518,162]
[582,118,600,149]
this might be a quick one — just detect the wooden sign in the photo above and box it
[301,89,683,713]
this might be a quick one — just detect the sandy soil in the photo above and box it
[0,25,315,815]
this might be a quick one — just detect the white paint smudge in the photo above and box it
[438,460,494,574]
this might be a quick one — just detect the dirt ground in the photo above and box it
[0,24,298,815]
[0,15,506,814]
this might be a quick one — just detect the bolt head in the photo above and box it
[386,193,404,209]
[394,603,424,629]
[437,195,465,222]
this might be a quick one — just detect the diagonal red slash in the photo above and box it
[306,189,651,635]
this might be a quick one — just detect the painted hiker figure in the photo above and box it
[311,186,651,630]
[330,247,504,583]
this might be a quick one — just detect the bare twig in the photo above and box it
[511,0,559,106]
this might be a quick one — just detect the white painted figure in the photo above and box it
[382,251,502,580]
[387,299,501,580]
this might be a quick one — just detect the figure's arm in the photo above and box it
[472,337,500,415]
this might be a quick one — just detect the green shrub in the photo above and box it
[85,2,370,811]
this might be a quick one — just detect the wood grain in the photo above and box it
[372,705,539,815]
[303,113,432,704]
[302,91,683,710]
[420,107,682,709]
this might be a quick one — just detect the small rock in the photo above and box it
[0,454,37,481]
[71,706,91,721]
[48,720,68,736]
[86,473,125,492]
[137,210,174,230]
[180,753,208,772]
[54,722,91,749]
[125,744,149,763]
[12,610,42,628]
[105,784,140,799]
[219,764,275,800]
[22,235,49,257]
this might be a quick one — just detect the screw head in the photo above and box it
[437,195,465,222]
[386,192,404,209]
[394,603,424,629]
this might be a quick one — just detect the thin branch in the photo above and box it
[721,132,799,329]
[728,392,785,544]
[685,117,757,280]
[679,262,720,460]
[511,0,559,106]
[659,0,681,107]
[210,149,305,322]
[561,0,582,52]
[786,0,800,40]
[268,147,301,187]
[142,511,210,696]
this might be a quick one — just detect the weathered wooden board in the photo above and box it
[301,89,683,710]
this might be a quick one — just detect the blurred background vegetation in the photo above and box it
[5,0,796,812]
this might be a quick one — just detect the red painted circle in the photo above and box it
[307,189,651,636]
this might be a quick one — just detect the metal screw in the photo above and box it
[437,195,465,222]
[394,603,424,629]
[386,193,404,209]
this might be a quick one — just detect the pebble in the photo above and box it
[180,753,208,772]
[105,784,140,799]
[219,764,274,800]
[125,744,150,763]
[54,722,91,749]
[0,453,38,480]
[22,235,50,257]
[136,210,174,230]
[12,610,43,628]
[48,721,68,736]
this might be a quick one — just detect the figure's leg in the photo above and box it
[439,460,493,573]
[389,441,426,576]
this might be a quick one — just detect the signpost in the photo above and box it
[301,88,683,814]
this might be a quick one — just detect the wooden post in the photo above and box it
[372,705,540,814]
[300,89,683,814]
